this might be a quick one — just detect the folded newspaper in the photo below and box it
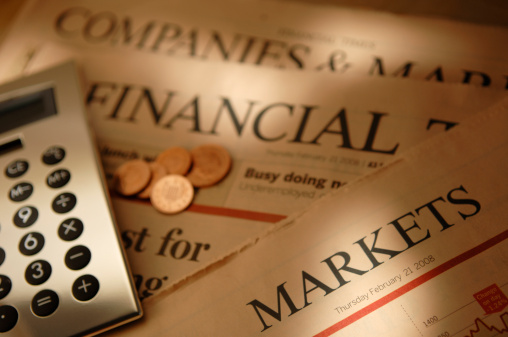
[24,47,508,299]
[2,0,508,86]
[103,96,508,337]
[0,0,507,300]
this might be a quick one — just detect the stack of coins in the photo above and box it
[112,144,232,214]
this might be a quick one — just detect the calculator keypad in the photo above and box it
[0,276,12,299]
[8,182,33,202]
[0,249,5,266]
[51,192,77,213]
[46,169,70,188]
[0,63,141,336]
[25,260,52,285]
[41,146,65,165]
[18,232,45,256]
[31,290,59,317]
[58,218,84,241]
[72,275,99,302]
[2,145,101,333]
[65,245,91,271]
[0,305,18,333]
[13,206,39,228]
[5,160,28,178]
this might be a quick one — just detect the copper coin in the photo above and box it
[156,146,192,175]
[137,162,167,199]
[186,144,232,188]
[113,159,151,196]
[150,175,194,214]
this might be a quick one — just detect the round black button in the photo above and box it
[0,305,18,332]
[51,192,76,214]
[0,248,5,267]
[72,275,99,302]
[0,275,12,300]
[42,146,65,165]
[65,245,91,271]
[19,232,44,256]
[31,290,59,317]
[8,182,33,202]
[13,206,38,228]
[58,218,84,241]
[46,169,71,188]
[25,260,52,285]
[5,159,29,178]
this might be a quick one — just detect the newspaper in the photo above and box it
[102,97,508,337]
[1,0,508,87]
[23,47,506,299]
[1,0,507,299]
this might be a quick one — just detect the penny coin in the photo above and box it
[150,175,194,214]
[137,162,167,199]
[156,146,192,175]
[186,144,232,188]
[113,159,151,196]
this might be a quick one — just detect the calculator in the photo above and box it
[0,62,142,336]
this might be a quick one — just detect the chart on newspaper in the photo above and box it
[117,101,508,337]
[319,232,508,337]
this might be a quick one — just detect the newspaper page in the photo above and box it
[20,46,507,299]
[103,97,508,337]
[0,0,508,88]
[1,0,507,299]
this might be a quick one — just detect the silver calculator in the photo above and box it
[0,62,142,336]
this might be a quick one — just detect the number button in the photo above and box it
[65,246,91,271]
[25,260,52,285]
[31,290,59,317]
[5,159,29,178]
[72,275,99,302]
[0,305,18,332]
[58,218,84,241]
[46,169,71,188]
[0,275,12,300]
[52,192,76,214]
[42,146,65,165]
[13,206,38,228]
[19,232,44,256]
[8,182,33,202]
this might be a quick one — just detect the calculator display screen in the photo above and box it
[0,88,57,134]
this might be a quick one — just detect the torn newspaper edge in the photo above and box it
[104,97,508,336]
[20,45,508,300]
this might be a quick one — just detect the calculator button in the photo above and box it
[19,232,45,256]
[8,182,33,202]
[65,245,91,271]
[5,159,29,178]
[46,168,71,188]
[0,275,12,300]
[52,192,76,213]
[58,218,84,241]
[31,290,59,317]
[72,275,99,302]
[13,206,38,228]
[42,146,65,165]
[25,260,52,285]
[0,305,18,332]
[0,248,4,267]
